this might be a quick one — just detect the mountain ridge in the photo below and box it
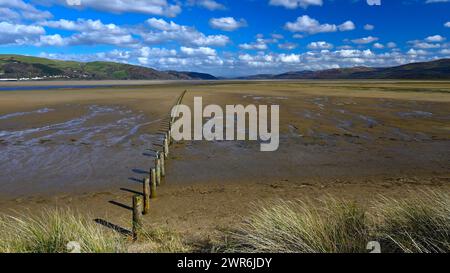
[1,54,449,81]
[239,59,450,80]
[0,54,217,81]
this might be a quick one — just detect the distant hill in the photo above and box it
[240,59,450,80]
[0,54,217,80]
[2,54,449,81]
[166,71,218,80]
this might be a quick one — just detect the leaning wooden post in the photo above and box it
[143,177,150,215]
[132,195,143,241]
[150,168,157,199]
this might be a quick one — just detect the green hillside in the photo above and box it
[0,54,216,80]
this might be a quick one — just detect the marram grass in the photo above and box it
[373,190,450,253]
[217,191,450,253]
[1,191,449,253]
[218,198,369,253]
[0,209,124,253]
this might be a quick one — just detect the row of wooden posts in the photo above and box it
[132,90,187,240]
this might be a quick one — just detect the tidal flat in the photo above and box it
[0,80,449,242]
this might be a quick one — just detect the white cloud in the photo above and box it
[373,43,384,49]
[285,15,354,34]
[425,0,450,3]
[0,8,21,21]
[269,0,323,9]
[239,39,269,50]
[0,21,45,45]
[351,36,379,44]
[407,49,429,56]
[445,22,450,28]
[239,36,278,51]
[308,41,333,50]
[410,41,441,49]
[387,42,397,48]
[188,0,225,10]
[364,24,374,31]
[42,0,181,17]
[209,17,247,31]
[180,46,217,56]
[278,42,298,50]
[37,34,66,46]
[272,34,284,40]
[338,21,355,31]
[144,18,230,47]
[41,19,135,46]
[0,0,52,21]
[425,35,446,42]
[278,53,301,63]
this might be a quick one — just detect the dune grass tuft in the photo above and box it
[220,199,369,253]
[0,209,124,253]
[1,191,449,253]
[374,191,450,253]
[218,191,450,253]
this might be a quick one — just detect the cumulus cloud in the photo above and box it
[308,41,333,50]
[278,42,298,50]
[180,46,217,56]
[39,0,181,17]
[387,42,397,48]
[40,19,135,46]
[408,36,445,49]
[209,17,247,31]
[445,22,450,27]
[407,48,429,56]
[373,43,384,49]
[269,0,323,9]
[239,36,277,51]
[0,0,52,21]
[364,24,374,31]
[425,35,446,42]
[338,21,355,31]
[143,18,230,46]
[239,40,269,50]
[0,21,45,45]
[187,0,225,10]
[425,0,450,3]
[285,15,354,34]
[351,36,379,44]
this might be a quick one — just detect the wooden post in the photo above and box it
[143,177,150,215]
[132,195,143,241]
[164,137,169,158]
[150,168,157,199]
[167,127,172,146]
[160,153,165,177]
[156,158,161,186]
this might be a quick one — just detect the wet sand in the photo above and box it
[0,81,449,242]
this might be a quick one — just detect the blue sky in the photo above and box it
[0,0,449,76]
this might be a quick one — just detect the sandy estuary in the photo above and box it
[0,80,449,243]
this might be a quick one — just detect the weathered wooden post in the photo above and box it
[168,129,172,145]
[160,152,166,177]
[150,168,157,199]
[143,177,150,215]
[132,195,143,241]
[164,137,169,158]
[155,152,161,186]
